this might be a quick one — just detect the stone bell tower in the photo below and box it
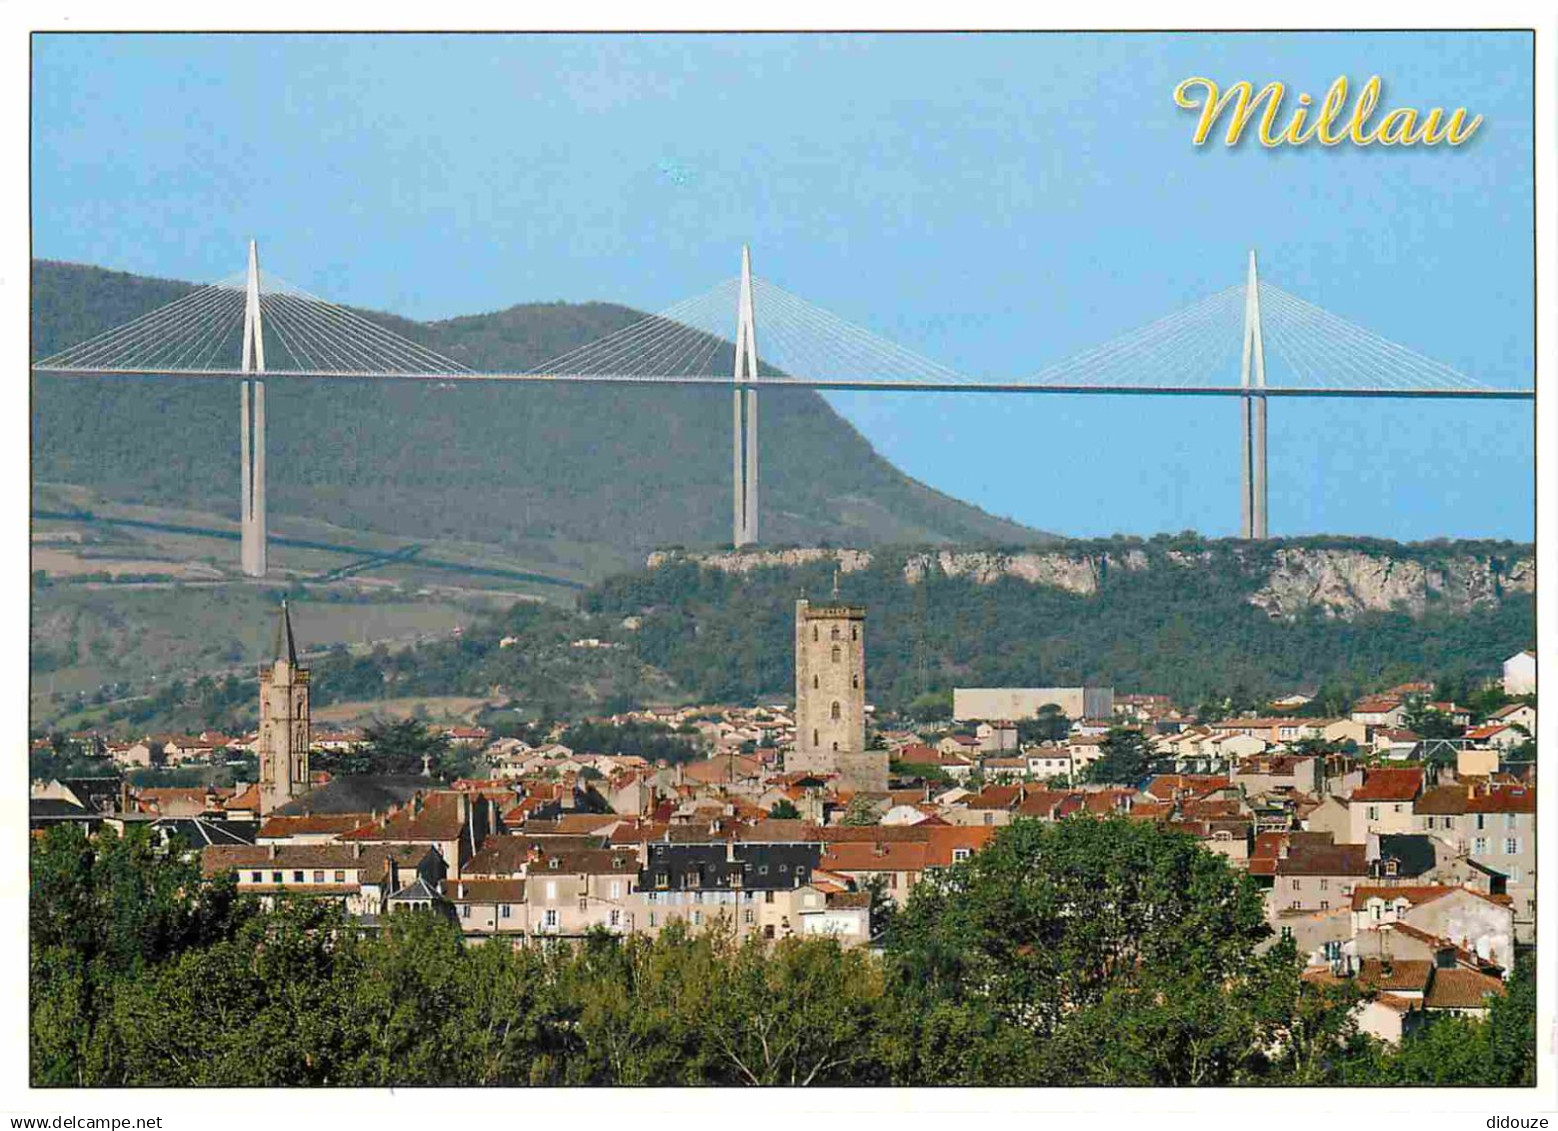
[257,600,310,815]
[789,591,886,792]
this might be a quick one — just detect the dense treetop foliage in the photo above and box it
[29,818,1534,1088]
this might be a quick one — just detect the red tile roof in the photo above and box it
[1350,768,1425,803]
[820,840,928,873]
[1424,968,1505,1010]
[449,878,526,902]
[964,785,1022,810]
[1357,958,1433,992]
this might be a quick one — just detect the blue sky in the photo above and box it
[32,32,1534,542]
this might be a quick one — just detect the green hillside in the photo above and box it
[31,260,1046,578]
[581,540,1534,708]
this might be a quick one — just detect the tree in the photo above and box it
[768,799,801,820]
[881,816,1322,1084]
[699,931,887,1085]
[350,717,451,776]
[30,824,249,1085]
[839,794,880,826]
[862,873,896,940]
[1084,727,1151,785]
[1403,702,1462,740]
[1017,704,1069,745]
[906,690,952,723]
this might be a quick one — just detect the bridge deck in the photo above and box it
[28,367,1535,399]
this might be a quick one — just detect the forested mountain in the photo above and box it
[31,260,1045,576]
[58,533,1532,736]
[581,538,1534,708]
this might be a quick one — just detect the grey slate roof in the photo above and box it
[388,877,445,903]
[153,817,257,847]
[273,775,428,816]
[1375,833,1438,879]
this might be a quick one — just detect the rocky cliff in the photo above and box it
[646,542,1534,621]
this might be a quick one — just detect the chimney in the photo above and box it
[268,843,278,859]
[353,843,363,859]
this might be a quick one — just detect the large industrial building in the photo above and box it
[953,686,1114,723]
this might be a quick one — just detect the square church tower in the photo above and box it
[258,600,311,815]
[788,598,886,792]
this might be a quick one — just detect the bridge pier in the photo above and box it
[1240,249,1268,539]
[240,239,268,576]
[732,245,759,546]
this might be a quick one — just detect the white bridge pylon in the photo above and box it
[33,243,1529,565]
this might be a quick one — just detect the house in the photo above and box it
[1211,733,1267,759]
[200,842,446,919]
[1013,789,1083,822]
[1232,754,1320,797]
[1371,728,1422,760]
[1322,719,1370,748]
[1488,702,1536,736]
[1413,781,1536,941]
[1349,885,1514,972]
[528,847,643,938]
[1254,831,1369,958]
[639,840,823,940]
[1263,832,1368,916]
[816,839,927,907]
[1166,818,1252,866]
[31,777,129,815]
[338,790,501,878]
[1350,696,1406,728]
[445,878,527,939]
[947,784,1024,826]
[1025,748,1075,782]
[1302,794,1351,841]
[1305,954,1503,1043]
[975,720,1019,753]
[117,740,160,769]
[1067,735,1106,776]
[1502,650,1535,696]
[797,889,871,946]
[1210,717,1325,745]
[1464,724,1523,751]
[1424,703,1472,728]
[980,756,1029,781]
[1347,768,1424,842]
[878,804,934,826]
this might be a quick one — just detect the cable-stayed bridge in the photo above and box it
[32,241,1533,576]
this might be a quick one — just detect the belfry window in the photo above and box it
[812,675,818,689]
[813,729,819,746]
[831,626,840,641]
[852,673,859,688]
[831,701,841,720]
[812,626,818,642]
[831,645,840,663]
